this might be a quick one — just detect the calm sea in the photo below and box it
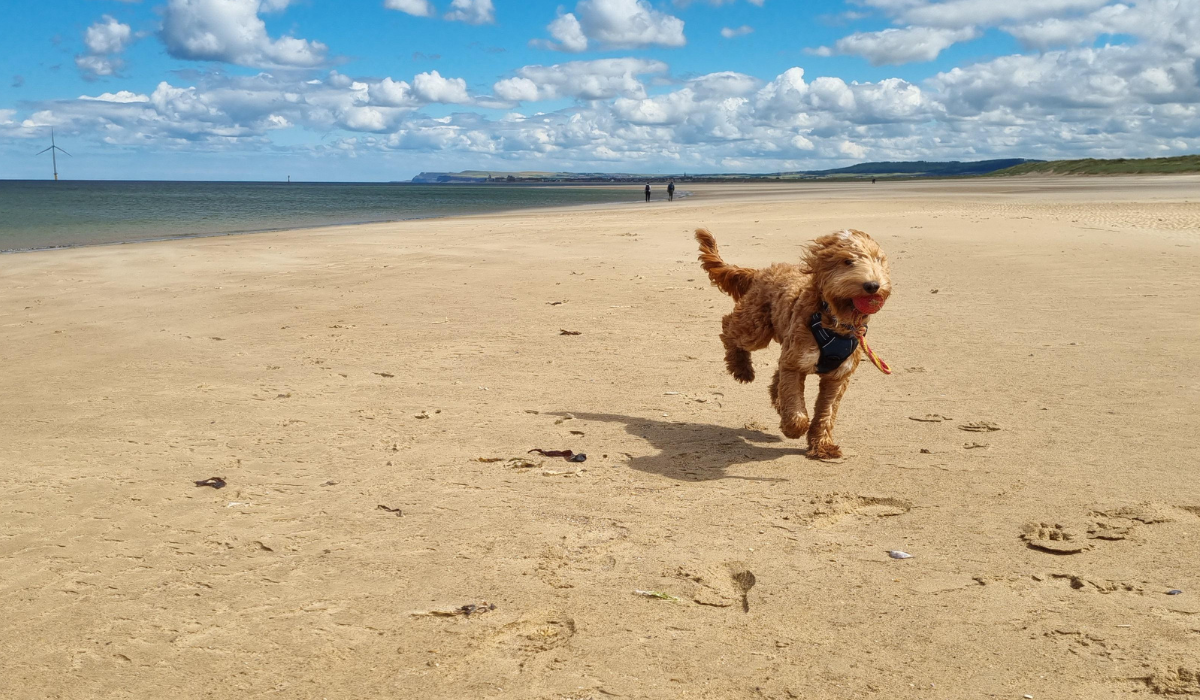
[0,180,645,253]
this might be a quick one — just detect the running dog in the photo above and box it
[695,228,892,459]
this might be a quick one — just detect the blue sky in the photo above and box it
[1,0,1197,180]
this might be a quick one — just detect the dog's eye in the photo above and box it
[843,259,854,266]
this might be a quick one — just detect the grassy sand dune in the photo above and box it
[995,154,1200,176]
[1,177,1199,698]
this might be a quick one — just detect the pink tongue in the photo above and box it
[853,295,885,314]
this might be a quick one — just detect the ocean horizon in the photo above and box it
[0,180,651,253]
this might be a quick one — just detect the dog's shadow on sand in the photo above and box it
[559,412,807,482]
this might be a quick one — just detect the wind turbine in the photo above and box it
[37,128,70,181]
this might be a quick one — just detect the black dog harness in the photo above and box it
[809,310,865,374]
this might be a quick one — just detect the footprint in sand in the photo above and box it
[534,517,629,589]
[1043,629,1117,660]
[1020,503,1200,557]
[675,562,757,611]
[492,616,576,657]
[535,548,575,589]
[1086,502,1200,541]
[797,494,912,529]
[909,414,951,422]
[1095,503,1178,525]
[677,564,737,608]
[1144,665,1200,695]
[1021,522,1090,554]
[1087,519,1135,541]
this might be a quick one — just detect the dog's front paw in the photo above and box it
[807,442,842,460]
[779,415,809,439]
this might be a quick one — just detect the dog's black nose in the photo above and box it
[863,281,880,294]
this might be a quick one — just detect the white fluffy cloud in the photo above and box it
[384,0,434,17]
[835,0,1199,66]
[721,25,754,38]
[75,56,120,78]
[76,16,134,78]
[931,44,1200,113]
[84,16,133,55]
[896,0,1112,29]
[5,66,486,143]
[370,77,418,107]
[537,0,686,52]
[826,0,1124,65]
[826,26,980,65]
[1003,0,1200,54]
[412,71,472,104]
[385,0,493,24]
[79,91,150,103]
[674,0,764,5]
[444,0,495,24]
[493,59,669,103]
[160,0,328,68]
[542,13,589,52]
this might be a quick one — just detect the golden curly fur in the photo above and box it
[695,227,892,459]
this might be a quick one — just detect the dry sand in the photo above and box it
[2,176,1199,699]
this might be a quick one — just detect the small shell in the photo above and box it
[886,550,913,559]
[1166,589,1183,595]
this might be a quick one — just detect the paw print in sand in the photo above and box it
[1021,522,1090,554]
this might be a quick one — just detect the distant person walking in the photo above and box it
[667,181,675,201]
[644,183,651,202]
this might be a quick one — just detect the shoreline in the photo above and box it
[1,189,696,256]
[7,172,1200,256]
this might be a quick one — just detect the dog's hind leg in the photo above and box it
[806,376,849,459]
[721,313,756,383]
[720,305,774,384]
[773,367,809,439]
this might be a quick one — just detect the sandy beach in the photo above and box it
[2,177,1199,699]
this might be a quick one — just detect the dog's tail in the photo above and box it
[695,228,755,301]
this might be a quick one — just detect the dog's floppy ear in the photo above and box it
[801,232,850,276]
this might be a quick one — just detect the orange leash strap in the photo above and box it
[857,332,891,375]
